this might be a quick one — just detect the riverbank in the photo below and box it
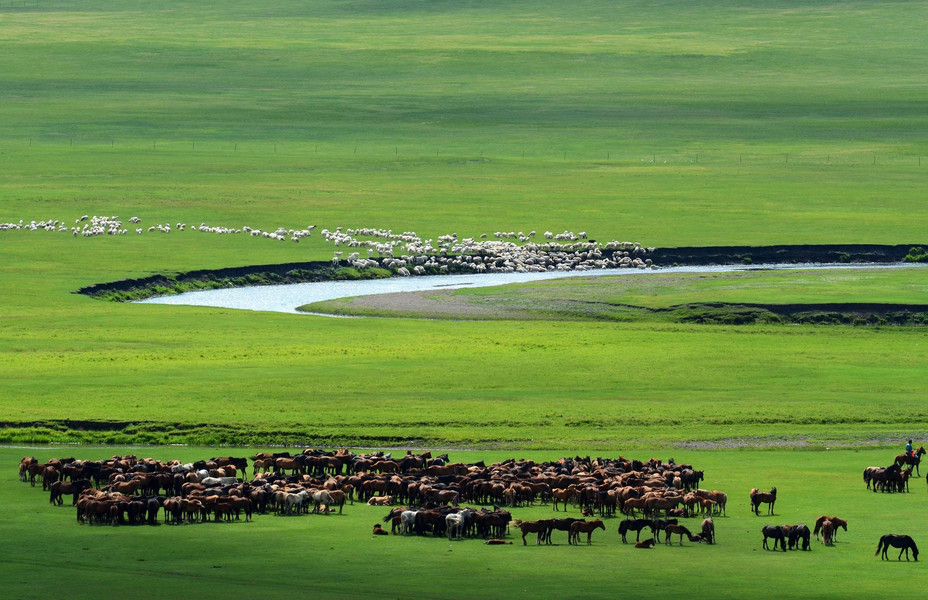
[77,244,926,302]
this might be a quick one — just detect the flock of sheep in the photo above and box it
[1,214,657,276]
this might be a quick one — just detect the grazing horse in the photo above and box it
[569,519,605,545]
[750,487,777,515]
[664,524,697,545]
[814,516,847,542]
[894,446,926,476]
[820,519,835,546]
[618,518,653,543]
[876,534,919,561]
[700,518,715,545]
[788,524,811,551]
[762,525,787,551]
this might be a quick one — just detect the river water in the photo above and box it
[136,263,921,315]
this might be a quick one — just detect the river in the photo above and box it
[136,262,921,315]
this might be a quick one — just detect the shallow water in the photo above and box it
[136,262,922,315]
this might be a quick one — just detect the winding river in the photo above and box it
[136,262,921,315]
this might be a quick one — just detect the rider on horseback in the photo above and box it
[906,440,914,458]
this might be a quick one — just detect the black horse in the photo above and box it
[788,524,811,551]
[762,525,787,551]
[876,534,919,561]
[618,518,653,543]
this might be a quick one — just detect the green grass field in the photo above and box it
[2,1,928,597]
[2,446,925,600]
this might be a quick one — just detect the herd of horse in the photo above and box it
[862,446,924,493]
[16,448,921,561]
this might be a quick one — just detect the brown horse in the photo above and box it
[750,487,777,515]
[569,519,605,545]
[814,516,847,542]
[894,446,926,476]
[664,524,697,545]
[635,538,656,548]
[515,519,552,545]
[820,519,835,546]
[700,518,715,545]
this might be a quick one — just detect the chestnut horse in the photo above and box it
[876,534,919,561]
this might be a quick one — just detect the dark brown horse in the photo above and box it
[750,487,777,515]
[516,519,551,546]
[664,524,697,545]
[49,479,93,505]
[814,515,847,542]
[894,446,926,476]
[569,519,605,545]
[876,534,919,561]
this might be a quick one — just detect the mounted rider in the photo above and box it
[905,439,914,458]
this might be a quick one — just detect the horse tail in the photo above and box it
[875,537,884,556]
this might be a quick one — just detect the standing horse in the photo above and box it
[750,487,777,515]
[618,518,653,543]
[515,519,551,546]
[875,534,919,561]
[568,519,605,545]
[894,446,926,476]
[814,516,847,542]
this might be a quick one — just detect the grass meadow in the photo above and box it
[2,0,928,597]
[2,446,926,600]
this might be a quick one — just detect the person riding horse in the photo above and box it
[905,440,913,458]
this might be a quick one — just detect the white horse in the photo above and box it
[446,512,466,540]
[400,510,418,535]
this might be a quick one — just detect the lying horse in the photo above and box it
[876,534,919,561]
[762,525,787,551]
[750,487,777,515]
[635,538,656,549]
[569,519,605,545]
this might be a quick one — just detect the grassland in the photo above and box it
[2,1,928,597]
[3,446,925,600]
